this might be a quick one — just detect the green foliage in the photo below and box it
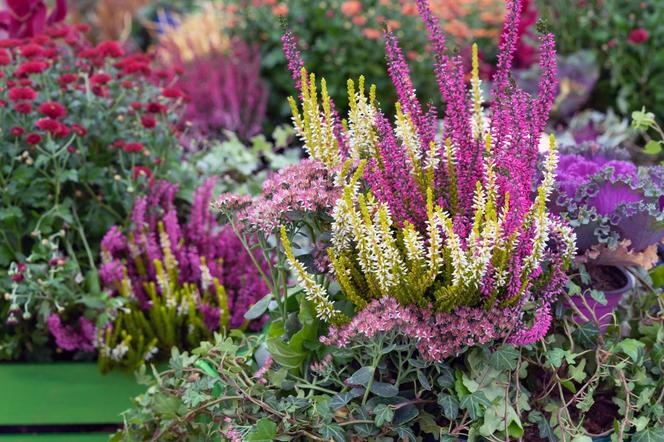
[115,275,664,440]
[227,0,440,126]
[538,0,664,117]
[98,278,229,373]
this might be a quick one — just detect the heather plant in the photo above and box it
[158,2,268,143]
[0,25,185,359]
[276,0,576,350]
[97,179,269,371]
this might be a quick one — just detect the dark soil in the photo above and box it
[582,391,619,435]
[579,265,628,292]
[522,425,549,441]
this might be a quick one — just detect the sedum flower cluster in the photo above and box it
[279,0,576,353]
[97,179,269,370]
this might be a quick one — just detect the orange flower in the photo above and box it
[401,4,418,16]
[341,0,362,16]
[386,19,400,30]
[352,15,368,26]
[362,28,381,39]
[272,3,288,16]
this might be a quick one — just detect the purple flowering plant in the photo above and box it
[267,0,576,360]
[97,179,269,370]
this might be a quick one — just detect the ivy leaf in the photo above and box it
[568,358,587,383]
[373,403,394,427]
[246,418,277,442]
[570,436,592,442]
[437,367,455,389]
[437,394,459,420]
[632,428,664,442]
[394,426,417,441]
[371,381,399,397]
[459,391,491,420]
[347,366,374,387]
[329,388,364,410]
[194,360,220,379]
[528,410,556,442]
[572,321,599,348]
[616,338,645,362]
[589,289,608,306]
[320,424,345,442]
[546,348,575,368]
[489,345,520,370]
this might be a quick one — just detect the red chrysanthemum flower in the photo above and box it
[58,73,77,86]
[140,114,156,129]
[10,126,25,137]
[8,86,37,102]
[90,72,112,85]
[38,101,67,119]
[146,102,164,114]
[95,41,125,58]
[15,60,49,77]
[123,142,144,153]
[162,87,184,99]
[20,43,45,58]
[0,48,11,65]
[628,28,649,44]
[132,165,153,180]
[35,118,70,137]
[25,132,42,144]
[14,102,33,114]
[71,123,87,137]
[0,38,21,48]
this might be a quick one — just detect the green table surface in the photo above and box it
[0,363,144,426]
[0,433,110,442]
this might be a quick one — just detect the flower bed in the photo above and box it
[1,0,663,440]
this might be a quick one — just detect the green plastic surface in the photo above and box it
[0,363,144,426]
[0,433,111,441]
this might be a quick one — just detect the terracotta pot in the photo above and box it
[568,265,635,330]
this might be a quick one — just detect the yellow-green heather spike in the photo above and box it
[471,43,484,140]
[445,138,458,216]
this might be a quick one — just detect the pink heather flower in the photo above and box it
[508,303,552,345]
[322,297,517,361]
[47,314,96,352]
[281,31,305,90]
[174,41,267,143]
